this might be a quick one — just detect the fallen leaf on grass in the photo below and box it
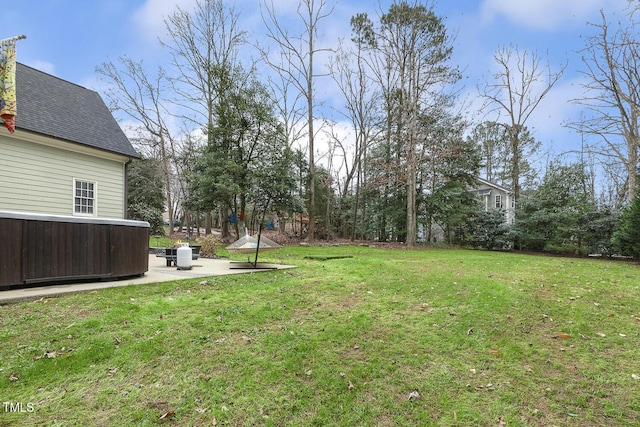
[632,374,639,380]
[38,351,66,359]
[497,416,506,426]
[476,383,496,391]
[596,333,606,337]
[107,368,118,376]
[159,410,175,419]
[348,381,355,390]
[553,333,571,339]
[408,391,421,401]
[490,348,501,355]
[9,373,19,381]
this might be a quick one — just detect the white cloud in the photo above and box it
[525,77,583,143]
[479,0,624,30]
[132,0,198,42]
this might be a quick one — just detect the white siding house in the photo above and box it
[471,177,515,224]
[0,63,139,218]
[0,63,149,289]
[2,133,128,218]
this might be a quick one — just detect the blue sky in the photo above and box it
[0,0,632,164]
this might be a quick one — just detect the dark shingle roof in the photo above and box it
[12,63,139,158]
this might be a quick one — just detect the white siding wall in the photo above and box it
[475,181,515,225]
[0,136,127,218]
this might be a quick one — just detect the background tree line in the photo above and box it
[108,0,640,258]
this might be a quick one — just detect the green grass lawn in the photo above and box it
[1,246,639,426]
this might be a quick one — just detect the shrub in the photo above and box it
[465,209,511,250]
[612,195,640,259]
[196,234,223,257]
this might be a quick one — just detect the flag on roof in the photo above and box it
[0,38,17,133]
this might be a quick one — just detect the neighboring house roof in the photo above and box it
[10,62,139,158]
[475,177,512,194]
[473,188,492,196]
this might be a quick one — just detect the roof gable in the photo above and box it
[10,63,138,158]
[475,177,512,194]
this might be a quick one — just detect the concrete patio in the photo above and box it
[0,254,295,304]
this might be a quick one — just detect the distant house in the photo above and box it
[470,177,515,224]
[0,63,149,289]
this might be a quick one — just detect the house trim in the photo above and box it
[3,128,132,163]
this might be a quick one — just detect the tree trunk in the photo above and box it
[221,207,232,242]
[406,152,417,247]
[306,25,316,241]
[510,127,521,202]
[205,211,212,235]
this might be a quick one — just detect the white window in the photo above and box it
[74,179,96,216]
[495,194,502,209]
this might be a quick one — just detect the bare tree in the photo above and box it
[162,0,248,130]
[161,0,248,240]
[328,13,380,241]
[570,9,640,203]
[376,1,458,247]
[479,46,566,202]
[261,0,335,241]
[468,121,507,184]
[365,21,401,243]
[97,57,180,229]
